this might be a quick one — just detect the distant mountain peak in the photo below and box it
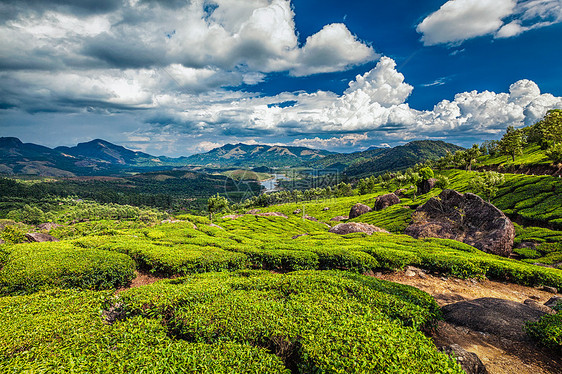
[0,137,24,147]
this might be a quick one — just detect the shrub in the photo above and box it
[0,242,136,295]
[526,312,562,350]
[115,271,462,373]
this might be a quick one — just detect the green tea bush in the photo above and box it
[0,242,135,295]
[526,312,562,350]
[115,271,462,373]
[0,289,288,373]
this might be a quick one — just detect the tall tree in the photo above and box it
[499,126,524,162]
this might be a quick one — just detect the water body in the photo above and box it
[260,174,288,192]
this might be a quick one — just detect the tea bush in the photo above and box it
[114,270,462,373]
[0,242,135,295]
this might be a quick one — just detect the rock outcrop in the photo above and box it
[439,344,488,374]
[404,189,515,256]
[330,215,348,222]
[418,178,437,195]
[442,298,546,340]
[329,222,389,236]
[393,189,407,198]
[25,232,59,242]
[374,193,400,211]
[36,222,62,231]
[256,212,288,218]
[349,203,372,219]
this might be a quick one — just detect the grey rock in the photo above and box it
[330,216,348,222]
[442,297,546,339]
[524,299,556,315]
[329,222,389,236]
[418,178,437,195]
[349,203,372,219]
[374,193,401,211]
[25,232,59,242]
[405,189,515,256]
[439,344,488,374]
[542,286,558,294]
[544,296,562,309]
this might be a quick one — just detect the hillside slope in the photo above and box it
[185,143,334,167]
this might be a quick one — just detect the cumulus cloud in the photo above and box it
[417,0,562,45]
[291,133,369,149]
[0,0,376,79]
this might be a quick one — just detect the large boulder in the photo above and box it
[438,344,488,374]
[349,203,372,219]
[418,178,437,195]
[442,298,546,340]
[329,222,389,236]
[25,232,59,242]
[404,189,515,256]
[36,222,62,231]
[374,193,401,211]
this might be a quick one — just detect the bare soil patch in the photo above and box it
[376,271,562,374]
[116,270,167,293]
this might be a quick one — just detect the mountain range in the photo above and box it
[0,137,464,177]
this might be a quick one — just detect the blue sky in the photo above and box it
[1,0,561,156]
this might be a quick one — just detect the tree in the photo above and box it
[418,167,434,181]
[499,126,524,162]
[453,150,467,168]
[464,144,481,171]
[537,109,562,147]
[405,172,421,201]
[207,193,229,221]
[469,171,505,202]
[546,143,562,164]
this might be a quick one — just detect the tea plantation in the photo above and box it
[2,161,562,370]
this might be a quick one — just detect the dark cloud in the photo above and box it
[0,0,122,20]
[82,34,167,69]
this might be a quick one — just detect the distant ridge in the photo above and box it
[306,140,464,176]
[184,143,335,167]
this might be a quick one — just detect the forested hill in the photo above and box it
[0,137,190,176]
[306,140,464,177]
[184,143,334,167]
[0,137,461,177]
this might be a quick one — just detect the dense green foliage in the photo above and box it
[112,271,461,373]
[526,312,562,350]
[0,289,289,373]
[0,242,135,295]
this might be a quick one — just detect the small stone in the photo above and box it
[405,270,416,277]
[542,286,558,294]
[293,209,302,214]
[530,295,541,300]
[322,207,329,211]
[544,296,562,308]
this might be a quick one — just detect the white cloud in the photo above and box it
[417,0,516,45]
[193,141,225,153]
[292,133,369,149]
[291,23,378,76]
[0,0,376,79]
[417,0,562,45]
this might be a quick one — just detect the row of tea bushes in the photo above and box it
[0,242,135,295]
[113,270,462,373]
[0,288,289,373]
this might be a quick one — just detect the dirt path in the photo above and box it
[376,270,562,374]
